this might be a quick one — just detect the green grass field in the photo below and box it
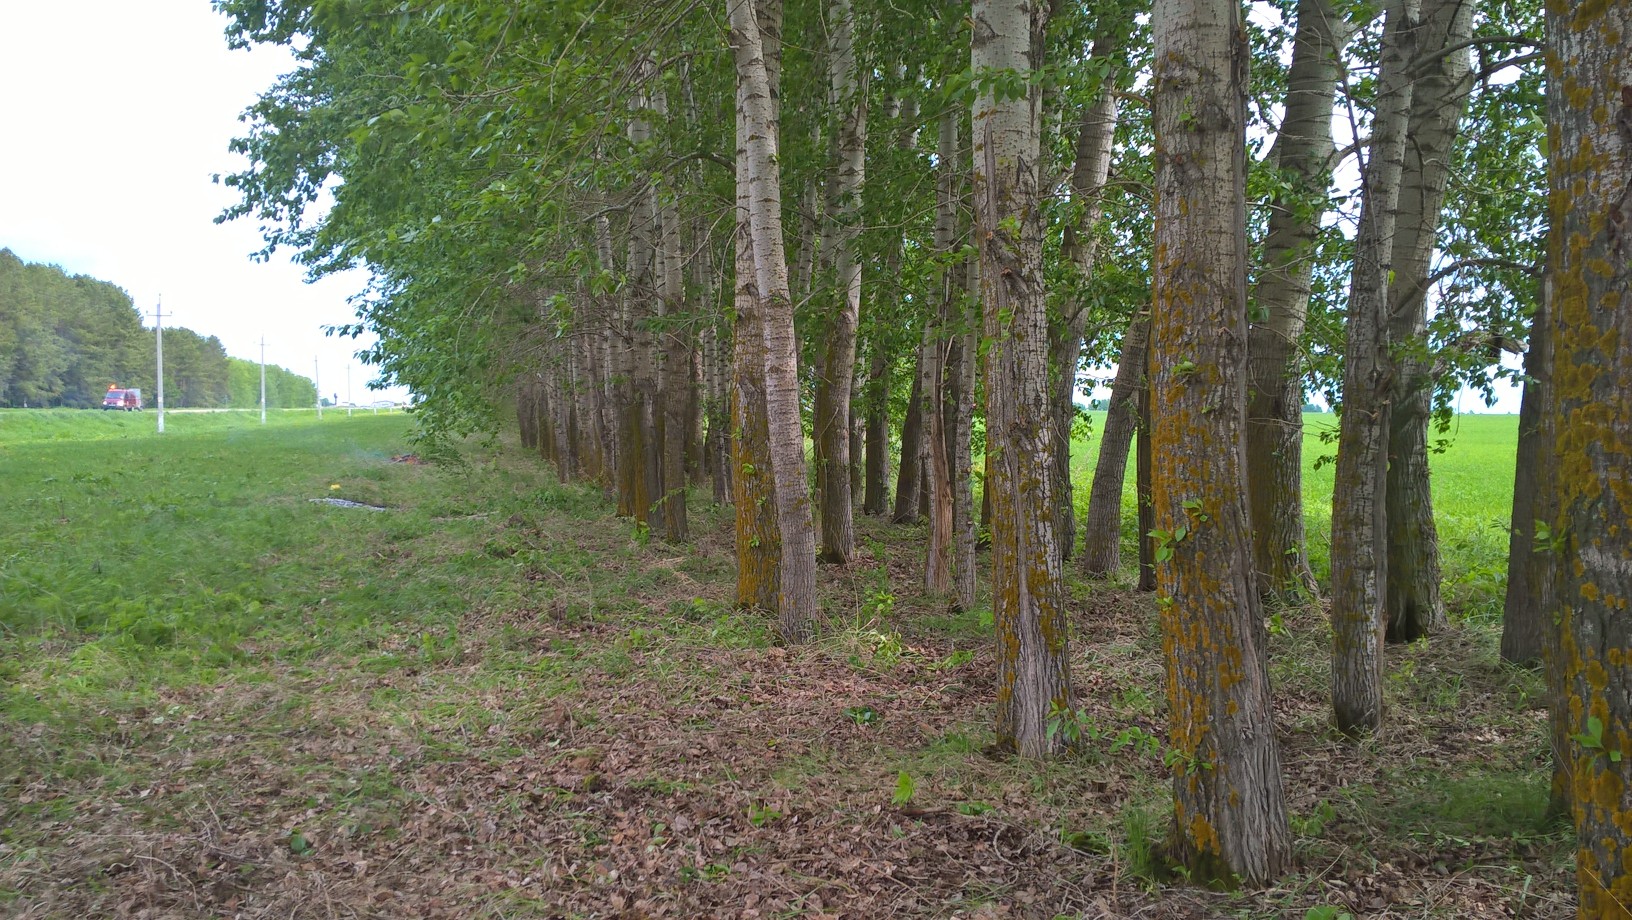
[1066,411,1519,619]
[0,409,1567,918]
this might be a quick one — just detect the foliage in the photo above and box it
[0,249,316,408]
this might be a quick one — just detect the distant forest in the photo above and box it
[0,249,316,409]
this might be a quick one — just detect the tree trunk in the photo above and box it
[1330,0,1415,737]
[814,0,866,564]
[731,0,818,642]
[950,322,979,611]
[652,77,690,542]
[972,0,1072,760]
[518,377,538,450]
[730,1,782,613]
[849,394,864,499]
[1150,0,1291,884]
[623,82,664,534]
[925,106,961,596]
[1500,295,1547,666]
[893,339,928,523]
[1136,364,1156,593]
[925,336,955,594]
[1081,313,1149,577]
[863,348,890,515]
[1383,0,1473,642]
[1051,34,1122,566]
[1541,5,1632,913]
[593,214,621,500]
[706,321,732,505]
[1245,0,1349,604]
[946,254,981,611]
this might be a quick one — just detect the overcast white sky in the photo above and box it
[0,1,401,403]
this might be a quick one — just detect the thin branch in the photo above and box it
[1410,34,1540,77]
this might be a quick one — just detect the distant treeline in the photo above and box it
[0,249,317,409]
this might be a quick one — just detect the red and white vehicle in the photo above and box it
[102,386,143,410]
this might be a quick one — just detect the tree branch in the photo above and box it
[1409,34,1539,77]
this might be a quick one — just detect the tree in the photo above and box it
[1383,0,1475,643]
[1149,0,1291,883]
[1329,0,1416,736]
[730,0,818,643]
[1500,291,1548,666]
[1540,1,1632,912]
[812,0,867,564]
[1245,0,1351,603]
[971,0,1073,759]
[1050,25,1124,565]
[1080,312,1148,577]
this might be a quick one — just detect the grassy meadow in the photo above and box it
[1066,410,1520,621]
[0,408,1567,918]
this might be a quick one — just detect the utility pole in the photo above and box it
[260,336,267,424]
[151,299,168,434]
[315,358,323,420]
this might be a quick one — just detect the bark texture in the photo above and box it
[1081,313,1149,577]
[1382,0,1473,642]
[972,0,1073,760]
[731,0,818,643]
[729,0,783,615]
[1136,366,1156,593]
[1541,3,1632,913]
[653,81,691,543]
[1330,0,1415,737]
[813,0,866,564]
[1245,0,1347,603]
[1500,295,1547,667]
[1050,41,1121,564]
[862,349,890,515]
[1150,0,1291,884]
[925,107,962,596]
[893,338,929,523]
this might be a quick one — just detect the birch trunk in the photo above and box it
[1051,35,1121,565]
[1081,312,1149,577]
[1246,0,1348,603]
[1542,3,1632,912]
[1150,0,1291,884]
[814,0,866,564]
[623,82,664,533]
[731,0,818,642]
[972,0,1072,760]
[730,0,782,612]
[1383,0,1473,642]
[593,214,621,500]
[656,191,690,541]
[1330,0,1415,737]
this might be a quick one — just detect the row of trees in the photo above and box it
[0,249,316,409]
[217,0,1627,908]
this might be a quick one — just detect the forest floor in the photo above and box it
[0,411,1572,918]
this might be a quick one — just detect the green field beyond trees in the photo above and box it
[0,412,1568,918]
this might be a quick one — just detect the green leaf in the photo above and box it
[892,770,916,807]
[289,829,312,856]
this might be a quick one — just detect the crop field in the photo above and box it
[0,410,1567,918]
